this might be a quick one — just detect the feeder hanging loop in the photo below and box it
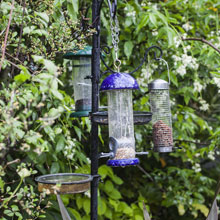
[107,0,117,19]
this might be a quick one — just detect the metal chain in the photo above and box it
[110,16,121,72]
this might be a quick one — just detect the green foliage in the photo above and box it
[1,0,220,220]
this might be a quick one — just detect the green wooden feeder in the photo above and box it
[63,46,92,118]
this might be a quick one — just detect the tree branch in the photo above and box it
[11,0,26,77]
[182,37,220,54]
[0,0,15,72]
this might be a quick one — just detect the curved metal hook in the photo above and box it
[127,45,163,75]
[101,45,111,55]
[107,0,117,19]
[100,45,163,76]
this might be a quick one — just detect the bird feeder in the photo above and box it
[148,79,173,152]
[100,72,140,166]
[63,46,92,117]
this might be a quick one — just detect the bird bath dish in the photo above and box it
[35,173,93,194]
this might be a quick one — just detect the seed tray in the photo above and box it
[91,111,152,125]
[35,173,92,194]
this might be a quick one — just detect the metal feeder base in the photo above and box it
[35,173,93,194]
[107,158,140,167]
[153,146,173,153]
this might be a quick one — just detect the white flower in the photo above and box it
[208,151,215,160]
[213,77,220,88]
[193,81,203,93]
[152,30,158,36]
[195,153,200,157]
[198,98,209,111]
[176,65,186,76]
[183,22,193,32]
[173,37,181,48]
[18,168,31,178]
[192,163,201,172]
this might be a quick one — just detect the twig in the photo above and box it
[4,58,21,70]
[11,0,26,77]
[137,164,154,181]
[0,0,15,72]
[182,37,220,54]
[3,159,20,169]
[4,51,34,73]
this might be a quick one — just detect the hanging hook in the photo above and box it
[146,57,170,84]
[107,0,117,19]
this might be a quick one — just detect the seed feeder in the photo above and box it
[148,78,173,152]
[63,46,92,118]
[100,72,140,167]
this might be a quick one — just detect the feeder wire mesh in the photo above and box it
[149,81,173,152]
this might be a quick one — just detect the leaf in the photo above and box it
[98,198,107,215]
[56,135,65,153]
[35,12,49,23]
[14,66,31,83]
[83,199,90,215]
[149,13,157,27]
[23,26,36,35]
[74,126,82,140]
[178,204,185,216]
[124,41,133,58]
[44,60,57,73]
[51,162,60,173]
[192,203,209,217]
[51,89,64,100]
[70,0,78,13]
[143,201,151,220]
[136,14,149,33]
[68,208,81,220]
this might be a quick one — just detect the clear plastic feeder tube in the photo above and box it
[72,57,91,111]
[107,89,135,159]
[149,79,173,151]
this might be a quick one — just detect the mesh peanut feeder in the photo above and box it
[148,79,173,152]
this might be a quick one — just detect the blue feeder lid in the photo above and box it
[107,158,140,167]
[63,46,92,59]
[100,73,139,91]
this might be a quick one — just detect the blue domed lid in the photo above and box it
[100,73,139,91]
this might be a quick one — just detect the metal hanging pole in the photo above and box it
[91,0,101,219]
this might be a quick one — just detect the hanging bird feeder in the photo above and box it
[148,77,173,152]
[100,72,140,167]
[63,46,92,118]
